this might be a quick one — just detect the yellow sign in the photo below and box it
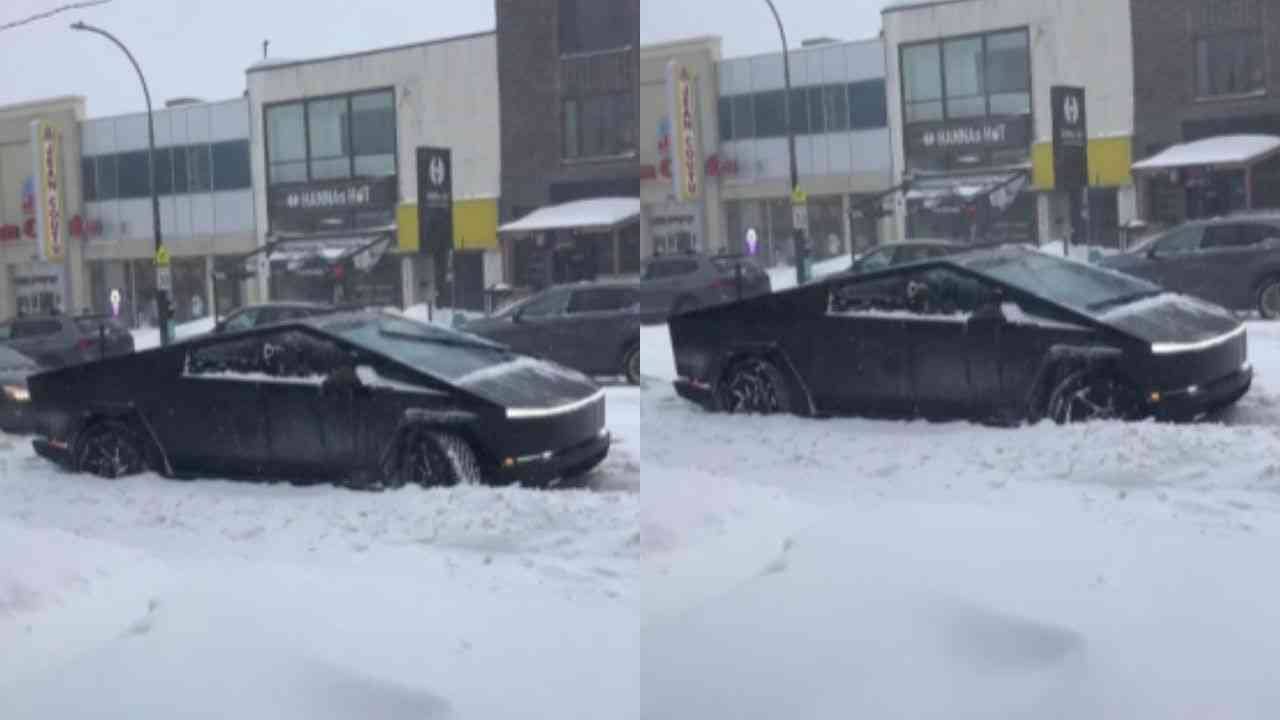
[791,187,807,206]
[155,246,171,267]
[31,120,65,263]
[668,61,702,202]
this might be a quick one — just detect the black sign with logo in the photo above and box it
[417,146,453,256]
[1051,85,1089,191]
[905,115,1031,156]
[268,177,397,216]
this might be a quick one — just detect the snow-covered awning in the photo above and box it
[1132,134,1280,172]
[266,228,394,271]
[497,197,640,235]
[905,170,1029,208]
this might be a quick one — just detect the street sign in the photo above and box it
[156,266,172,292]
[792,204,810,232]
[154,246,171,267]
[791,188,807,206]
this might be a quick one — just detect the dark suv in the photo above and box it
[1098,214,1280,317]
[639,251,772,321]
[0,313,134,368]
[461,280,640,384]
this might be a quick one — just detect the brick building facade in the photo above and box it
[1132,0,1280,222]
[495,0,641,286]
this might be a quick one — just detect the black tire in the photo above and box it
[622,344,640,385]
[1257,276,1280,319]
[402,429,481,488]
[1046,369,1143,424]
[717,357,793,415]
[74,419,146,479]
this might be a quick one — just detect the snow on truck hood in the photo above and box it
[451,355,602,416]
[1096,292,1244,351]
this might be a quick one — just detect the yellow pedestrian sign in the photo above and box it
[791,187,807,206]
[154,246,171,267]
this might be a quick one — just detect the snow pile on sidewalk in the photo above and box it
[131,317,217,350]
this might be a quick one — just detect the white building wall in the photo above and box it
[882,0,1135,236]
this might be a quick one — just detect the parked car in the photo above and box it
[29,310,609,488]
[639,251,772,320]
[0,313,134,368]
[1097,214,1280,318]
[213,302,338,333]
[460,280,640,385]
[670,246,1250,424]
[0,345,40,433]
[847,239,965,274]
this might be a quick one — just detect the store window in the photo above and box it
[82,158,97,202]
[151,147,173,196]
[116,151,150,199]
[789,87,809,134]
[558,0,631,54]
[563,93,635,159]
[1197,30,1264,97]
[212,141,251,191]
[944,37,985,118]
[352,91,396,176]
[849,80,887,129]
[172,145,188,193]
[187,144,212,192]
[267,103,307,184]
[902,43,943,123]
[985,31,1031,115]
[718,97,734,141]
[823,85,849,132]
[266,89,397,185]
[754,90,787,137]
[97,154,118,200]
[732,94,755,139]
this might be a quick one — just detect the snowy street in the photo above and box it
[640,261,1280,717]
[0,316,639,719]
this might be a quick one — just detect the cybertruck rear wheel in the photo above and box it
[75,420,146,479]
[402,429,481,488]
[717,357,792,415]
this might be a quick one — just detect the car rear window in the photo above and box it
[13,320,62,338]
[75,316,125,334]
[567,288,638,313]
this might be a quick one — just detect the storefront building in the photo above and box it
[640,37,724,258]
[1131,0,1280,225]
[717,37,893,263]
[80,97,255,324]
[0,96,88,319]
[497,0,641,287]
[883,0,1138,247]
[246,31,502,309]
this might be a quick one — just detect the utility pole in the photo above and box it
[763,0,810,285]
[72,21,172,345]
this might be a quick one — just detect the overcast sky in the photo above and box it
[641,0,891,58]
[0,0,494,117]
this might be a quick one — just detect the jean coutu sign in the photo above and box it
[268,177,397,215]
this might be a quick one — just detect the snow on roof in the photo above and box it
[1132,135,1280,172]
[497,197,640,234]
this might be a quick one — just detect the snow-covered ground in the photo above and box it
[641,278,1280,716]
[7,309,639,719]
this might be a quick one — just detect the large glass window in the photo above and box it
[807,87,826,134]
[97,154,117,200]
[307,97,350,180]
[985,31,1031,115]
[172,144,188,194]
[117,150,150,199]
[718,98,733,141]
[789,87,809,135]
[732,94,755,139]
[823,84,849,132]
[849,80,887,129]
[351,91,396,176]
[902,43,943,122]
[944,37,985,118]
[151,147,173,196]
[212,140,251,191]
[82,158,96,202]
[754,89,786,137]
[1197,30,1265,97]
[563,94,635,159]
[187,144,212,192]
[558,0,631,54]
[266,103,306,184]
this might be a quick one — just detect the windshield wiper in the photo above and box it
[1088,290,1162,313]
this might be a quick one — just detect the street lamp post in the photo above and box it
[763,0,809,285]
[71,21,172,346]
